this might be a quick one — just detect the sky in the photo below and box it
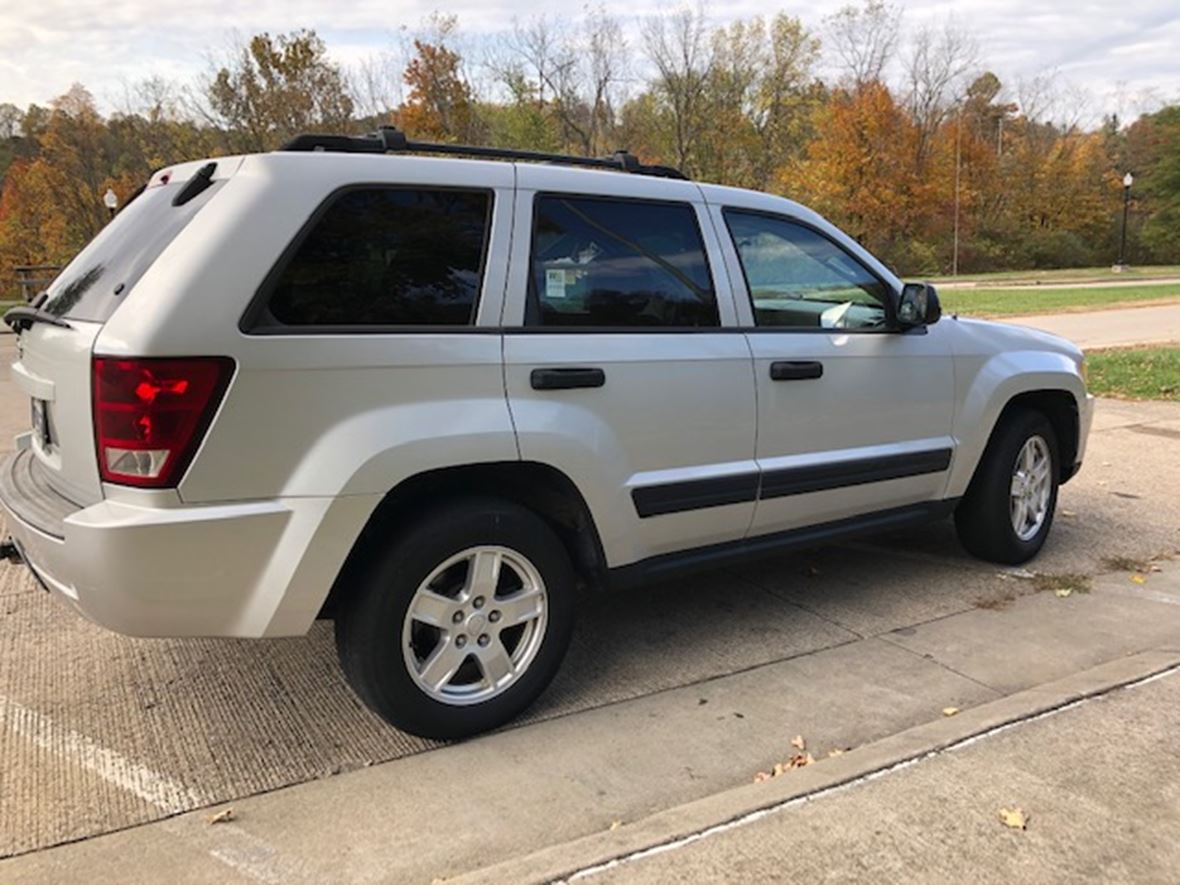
[1,0,1177,125]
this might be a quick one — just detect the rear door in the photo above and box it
[9,162,235,505]
[502,169,757,569]
[709,200,956,536]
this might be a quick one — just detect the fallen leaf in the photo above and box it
[753,771,773,784]
[1130,574,1147,585]
[791,735,806,751]
[207,808,235,825]
[1055,588,1072,598]
[1150,564,1163,573]
[1060,509,1076,518]
[998,807,1028,830]
[942,706,960,717]
[609,820,623,831]
[1000,567,1036,580]
[827,748,846,758]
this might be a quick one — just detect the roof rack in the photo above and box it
[279,126,688,180]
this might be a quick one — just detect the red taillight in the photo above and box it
[93,357,234,488]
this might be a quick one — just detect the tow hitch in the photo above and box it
[0,539,23,564]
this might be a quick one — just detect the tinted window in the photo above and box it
[262,188,491,327]
[42,180,223,323]
[528,196,718,327]
[725,212,891,330]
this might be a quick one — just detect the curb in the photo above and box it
[452,648,1180,885]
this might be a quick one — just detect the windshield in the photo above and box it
[41,179,223,323]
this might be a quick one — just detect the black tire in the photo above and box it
[955,409,1060,564]
[335,497,576,740]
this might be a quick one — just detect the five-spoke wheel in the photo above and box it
[335,497,575,739]
[403,546,548,705]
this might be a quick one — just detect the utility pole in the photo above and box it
[952,109,962,277]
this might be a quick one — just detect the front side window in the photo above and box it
[725,211,892,330]
[259,187,491,328]
[528,196,718,327]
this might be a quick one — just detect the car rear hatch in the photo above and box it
[6,160,235,507]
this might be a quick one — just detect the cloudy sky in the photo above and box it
[1,0,1177,123]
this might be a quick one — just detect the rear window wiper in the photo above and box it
[3,305,74,333]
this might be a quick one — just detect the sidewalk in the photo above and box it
[999,302,1180,349]
[582,665,1180,884]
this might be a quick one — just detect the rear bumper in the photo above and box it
[0,449,377,638]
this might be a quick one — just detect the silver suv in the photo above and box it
[0,129,1092,738]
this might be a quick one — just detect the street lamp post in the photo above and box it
[103,188,118,221]
[1115,172,1133,271]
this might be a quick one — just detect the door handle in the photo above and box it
[530,367,606,390]
[770,360,823,381]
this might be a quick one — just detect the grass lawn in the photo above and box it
[939,283,1180,317]
[929,265,1180,286]
[1086,346,1180,401]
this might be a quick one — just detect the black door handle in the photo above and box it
[770,360,823,381]
[530,367,606,390]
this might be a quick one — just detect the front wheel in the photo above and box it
[335,498,575,739]
[955,410,1059,564]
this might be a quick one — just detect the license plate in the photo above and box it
[30,398,51,449]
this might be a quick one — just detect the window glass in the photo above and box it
[263,188,491,327]
[725,212,891,330]
[528,196,718,327]
[42,180,224,323]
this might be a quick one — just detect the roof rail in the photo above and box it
[279,126,688,180]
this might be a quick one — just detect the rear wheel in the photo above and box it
[955,409,1059,564]
[335,498,575,739]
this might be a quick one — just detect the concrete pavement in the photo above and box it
[580,662,1180,885]
[999,302,1180,349]
[1,346,1179,881]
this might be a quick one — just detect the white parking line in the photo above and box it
[0,694,204,814]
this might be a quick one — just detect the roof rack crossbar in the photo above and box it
[279,127,688,180]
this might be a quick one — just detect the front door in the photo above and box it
[711,205,956,537]
[502,175,758,569]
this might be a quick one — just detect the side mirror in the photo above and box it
[897,282,941,328]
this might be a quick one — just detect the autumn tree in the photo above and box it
[205,30,354,152]
[397,17,482,142]
[489,9,628,156]
[638,7,715,174]
[904,22,978,169]
[1133,107,1180,260]
[824,1,901,89]
[696,14,821,189]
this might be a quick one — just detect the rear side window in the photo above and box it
[527,195,718,327]
[256,188,492,328]
[42,180,224,323]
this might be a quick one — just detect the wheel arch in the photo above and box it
[319,461,608,619]
[958,388,1080,499]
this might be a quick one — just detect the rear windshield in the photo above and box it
[41,178,224,323]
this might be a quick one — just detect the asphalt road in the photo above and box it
[1003,303,1180,348]
[0,336,1178,882]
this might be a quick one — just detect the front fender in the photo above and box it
[947,348,1087,498]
